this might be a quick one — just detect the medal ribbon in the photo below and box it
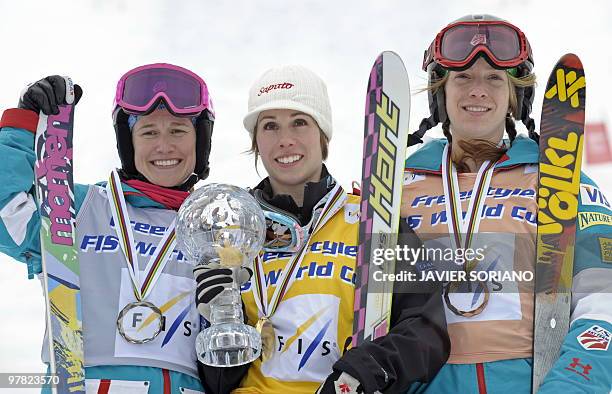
[251,184,346,319]
[106,170,177,301]
[441,145,497,253]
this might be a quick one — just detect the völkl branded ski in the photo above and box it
[532,53,586,392]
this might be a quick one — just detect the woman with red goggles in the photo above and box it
[0,64,215,393]
[403,14,612,393]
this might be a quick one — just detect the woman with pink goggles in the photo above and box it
[113,63,215,189]
[0,63,215,393]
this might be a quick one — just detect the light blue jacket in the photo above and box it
[0,109,204,394]
[405,136,612,394]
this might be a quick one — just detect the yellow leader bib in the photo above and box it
[236,194,359,394]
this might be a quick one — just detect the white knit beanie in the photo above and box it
[243,65,332,140]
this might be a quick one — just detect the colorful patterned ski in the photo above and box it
[352,51,410,346]
[532,54,586,392]
[35,98,85,392]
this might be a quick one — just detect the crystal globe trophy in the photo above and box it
[176,184,265,366]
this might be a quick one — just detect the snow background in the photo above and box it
[0,0,610,391]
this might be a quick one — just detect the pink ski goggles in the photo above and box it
[114,63,214,117]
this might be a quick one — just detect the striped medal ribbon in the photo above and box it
[251,184,346,361]
[106,170,177,343]
[441,145,497,317]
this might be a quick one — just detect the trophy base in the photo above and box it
[196,322,262,367]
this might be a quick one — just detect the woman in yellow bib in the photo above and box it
[195,65,450,393]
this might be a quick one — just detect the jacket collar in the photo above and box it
[404,135,539,174]
[252,164,336,226]
[96,181,167,209]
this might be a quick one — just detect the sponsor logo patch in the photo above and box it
[578,211,612,230]
[577,325,611,351]
[470,33,487,46]
[599,237,612,264]
[564,357,592,381]
[334,372,360,393]
[580,184,611,209]
[257,82,294,96]
[404,173,425,185]
[344,203,359,224]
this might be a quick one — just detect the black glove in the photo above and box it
[316,370,366,394]
[193,264,252,321]
[18,75,83,115]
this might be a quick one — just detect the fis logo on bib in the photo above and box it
[125,291,195,347]
[115,272,199,373]
[276,305,336,370]
[261,294,341,381]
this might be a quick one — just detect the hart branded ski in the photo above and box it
[352,51,410,346]
[532,53,586,392]
[35,101,85,393]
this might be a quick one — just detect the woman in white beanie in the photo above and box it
[195,65,450,394]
